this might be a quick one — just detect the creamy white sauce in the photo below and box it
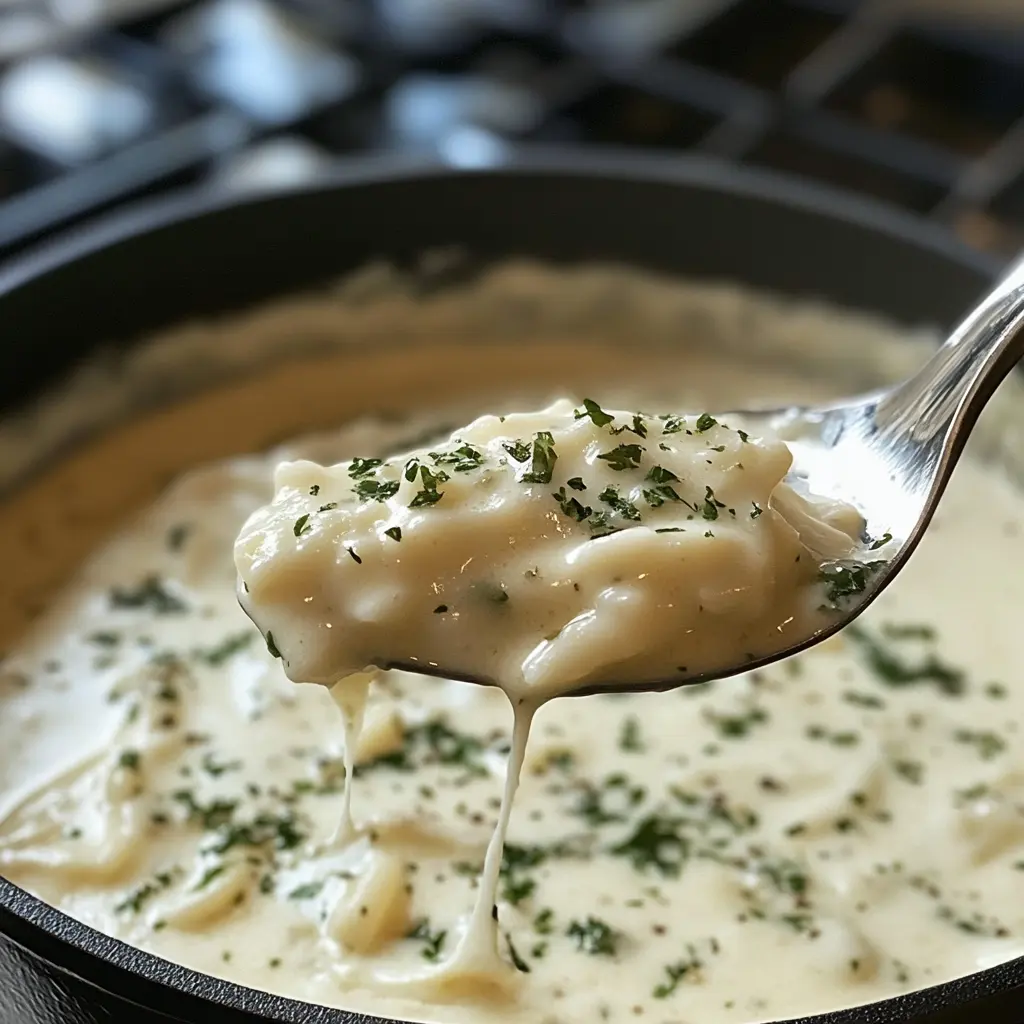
[234,400,869,700]
[2,267,1024,1024]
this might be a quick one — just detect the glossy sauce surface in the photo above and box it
[1,268,1023,1024]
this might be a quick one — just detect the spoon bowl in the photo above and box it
[380,254,1024,697]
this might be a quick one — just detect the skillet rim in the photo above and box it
[0,146,1018,1024]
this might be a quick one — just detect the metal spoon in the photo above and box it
[379,254,1024,696]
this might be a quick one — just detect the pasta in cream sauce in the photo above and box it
[1,266,1023,1024]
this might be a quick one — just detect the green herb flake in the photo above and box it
[409,465,447,508]
[599,487,641,522]
[567,916,619,956]
[167,524,191,552]
[574,398,614,428]
[293,514,311,537]
[846,624,963,695]
[409,919,447,961]
[265,631,282,660]
[596,443,644,472]
[701,486,724,521]
[653,947,704,998]
[288,881,324,900]
[892,759,924,784]
[384,526,403,542]
[110,576,187,615]
[953,728,1006,761]
[356,478,400,502]
[349,457,383,479]
[521,432,558,484]
[619,716,644,752]
[346,547,363,565]
[819,560,886,606]
[196,632,253,666]
[118,749,141,771]
[611,815,688,877]
[567,477,587,491]
[553,486,592,522]
[694,413,718,433]
[431,444,485,473]
[750,502,763,519]
[195,864,227,890]
[506,932,531,973]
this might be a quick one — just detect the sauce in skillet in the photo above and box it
[0,267,1022,1024]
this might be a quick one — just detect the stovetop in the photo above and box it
[0,0,1022,262]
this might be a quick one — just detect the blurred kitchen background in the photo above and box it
[0,0,1023,262]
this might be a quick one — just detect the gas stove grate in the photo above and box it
[0,0,1022,261]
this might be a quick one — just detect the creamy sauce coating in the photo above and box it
[235,399,868,700]
[2,269,1024,1024]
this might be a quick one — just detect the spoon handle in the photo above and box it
[879,253,1024,461]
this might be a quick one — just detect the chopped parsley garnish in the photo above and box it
[195,632,253,666]
[662,417,686,434]
[309,485,320,496]
[502,440,531,463]
[534,908,554,934]
[596,443,644,472]
[167,524,191,552]
[610,814,688,877]
[567,916,619,956]
[892,759,924,784]
[384,526,402,542]
[567,477,586,491]
[819,560,885,606]
[114,870,178,914]
[619,716,644,752]
[346,547,362,565]
[88,631,120,647]
[553,486,592,522]
[110,576,187,615]
[643,465,685,507]
[293,514,311,537]
[953,728,1005,760]
[574,398,614,428]
[750,502,763,519]
[288,881,324,900]
[409,465,447,507]
[653,947,704,997]
[846,624,964,695]
[264,631,282,659]
[611,413,648,438]
[506,933,531,972]
[433,605,448,614]
[701,486,723,521]
[520,432,558,484]
[356,478,400,502]
[118,749,141,771]
[571,773,646,826]
[704,706,768,739]
[598,487,641,522]
[869,531,893,550]
[430,444,484,473]
[694,413,718,433]
[408,919,447,961]
[349,457,383,479]
[194,864,227,890]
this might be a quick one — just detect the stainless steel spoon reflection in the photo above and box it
[380,253,1024,697]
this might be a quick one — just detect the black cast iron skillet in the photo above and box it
[0,151,1021,1024]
